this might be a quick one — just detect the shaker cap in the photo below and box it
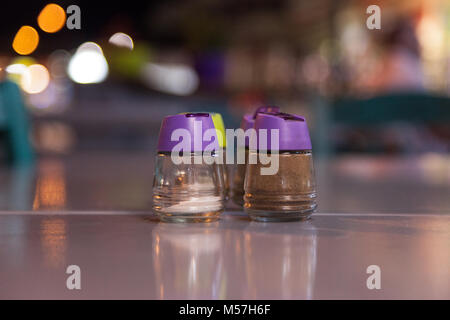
[240,106,281,130]
[178,112,226,148]
[240,106,281,147]
[254,112,312,151]
[240,113,254,131]
[157,113,219,152]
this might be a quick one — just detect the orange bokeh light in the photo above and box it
[38,3,66,33]
[12,26,39,55]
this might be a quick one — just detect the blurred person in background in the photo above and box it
[370,17,425,93]
[333,15,449,155]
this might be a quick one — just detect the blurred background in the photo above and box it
[0,0,449,212]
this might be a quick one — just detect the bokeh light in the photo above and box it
[28,80,73,113]
[28,81,58,110]
[20,64,50,94]
[109,32,134,50]
[38,3,66,33]
[5,57,36,84]
[417,15,445,61]
[141,63,199,96]
[67,42,109,84]
[11,57,36,66]
[77,42,104,54]
[6,63,28,81]
[108,43,152,78]
[12,26,39,55]
[35,122,76,154]
[48,50,71,79]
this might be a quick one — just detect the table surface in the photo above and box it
[0,153,449,299]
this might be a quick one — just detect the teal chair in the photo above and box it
[312,93,450,155]
[0,80,34,165]
[332,93,450,125]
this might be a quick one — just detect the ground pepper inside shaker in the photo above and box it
[232,106,280,206]
[232,113,252,206]
[244,112,317,221]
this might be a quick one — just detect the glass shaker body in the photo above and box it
[244,150,317,221]
[153,151,225,222]
[220,149,230,201]
[232,147,249,206]
[232,107,280,206]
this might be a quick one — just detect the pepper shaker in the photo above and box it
[244,112,317,221]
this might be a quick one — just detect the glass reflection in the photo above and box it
[152,223,224,299]
[243,222,317,299]
[32,159,66,210]
[40,217,67,268]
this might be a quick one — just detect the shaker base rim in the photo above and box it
[246,208,315,222]
[156,210,222,223]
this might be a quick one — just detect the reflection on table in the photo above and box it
[0,153,449,213]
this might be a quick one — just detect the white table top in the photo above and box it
[0,153,449,299]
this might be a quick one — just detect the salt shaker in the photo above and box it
[153,113,225,222]
[244,112,317,221]
[231,106,280,206]
[179,111,229,200]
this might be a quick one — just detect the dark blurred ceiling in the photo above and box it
[1,0,338,56]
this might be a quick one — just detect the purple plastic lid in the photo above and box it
[253,106,280,117]
[254,112,312,151]
[240,106,281,147]
[240,106,281,130]
[240,113,254,131]
[157,113,219,152]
